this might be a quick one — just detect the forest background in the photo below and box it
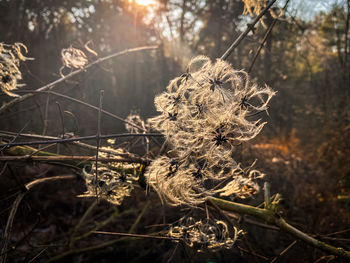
[0,0,350,262]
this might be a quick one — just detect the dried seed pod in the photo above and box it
[146,56,274,206]
[169,217,242,252]
[0,42,30,97]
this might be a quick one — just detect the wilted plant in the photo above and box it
[169,216,242,252]
[80,162,139,205]
[242,0,282,20]
[61,46,88,70]
[0,42,30,97]
[145,55,274,208]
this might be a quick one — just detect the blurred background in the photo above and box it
[0,0,350,262]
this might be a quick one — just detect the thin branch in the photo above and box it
[0,175,76,263]
[270,240,297,263]
[46,230,175,263]
[209,197,350,260]
[95,90,104,199]
[92,231,180,241]
[248,0,290,73]
[237,245,269,261]
[0,133,163,149]
[128,201,151,234]
[69,200,98,248]
[42,95,50,136]
[0,121,31,152]
[0,46,158,115]
[15,90,147,135]
[27,248,48,263]
[0,155,146,164]
[220,0,278,60]
[0,131,138,157]
[55,101,65,138]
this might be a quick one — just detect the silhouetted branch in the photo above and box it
[0,46,158,115]
[0,175,76,263]
[248,0,290,73]
[221,0,278,60]
[0,155,146,164]
[1,133,163,149]
[14,90,148,132]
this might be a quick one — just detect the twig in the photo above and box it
[92,231,179,240]
[237,245,269,261]
[69,200,98,248]
[55,101,65,138]
[0,131,138,157]
[270,240,297,263]
[323,228,350,237]
[208,198,237,230]
[0,175,76,263]
[27,248,48,263]
[15,90,146,135]
[0,46,158,115]
[55,101,65,154]
[220,0,278,60]
[0,192,25,263]
[42,95,50,136]
[128,201,151,234]
[264,182,271,210]
[0,120,31,152]
[0,163,8,177]
[247,0,290,73]
[95,90,104,199]
[0,132,163,149]
[72,208,122,243]
[47,230,173,263]
[208,197,350,259]
[0,155,146,164]
[29,143,57,157]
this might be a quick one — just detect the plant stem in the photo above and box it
[0,46,158,115]
[0,175,76,263]
[220,0,277,60]
[208,196,350,259]
[1,132,163,149]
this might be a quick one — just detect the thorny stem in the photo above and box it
[220,0,278,61]
[208,197,350,260]
[0,46,158,115]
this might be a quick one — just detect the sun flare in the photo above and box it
[135,0,155,6]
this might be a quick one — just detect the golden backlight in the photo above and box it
[135,0,155,6]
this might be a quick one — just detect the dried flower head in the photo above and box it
[79,162,139,205]
[146,56,275,206]
[125,112,149,134]
[242,0,283,22]
[169,217,242,252]
[61,46,88,70]
[0,42,30,97]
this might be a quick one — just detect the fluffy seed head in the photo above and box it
[146,56,275,206]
